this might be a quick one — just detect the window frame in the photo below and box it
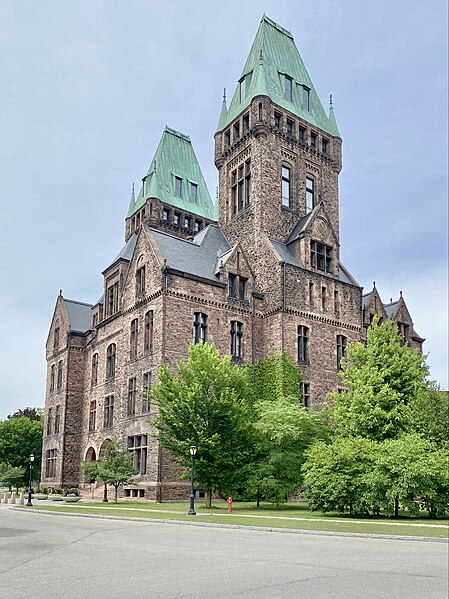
[281,165,291,207]
[297,325,310,364]
[193,312,207,344]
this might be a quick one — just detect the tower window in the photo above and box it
[274,111,282,129]
[50,364,55,392]
[310,132,317,148]
[54,405,60,434]
[302,86,310,111]
[286,119,294,136]
[322,138,329,153]
[311,241,332,273]
[297,325,309,363]
[191,183,198,203]
[57,360,63,390]
[233,120,240,142]
[175,177,182,197]
[193,312,207,344]
[306,177,315,214]
[130,319,138,360]
[184,216,191,230]
[47,408,53,436]
[243,112,250,133]
[53,326,59,350]
[127,378,137,415]
[106,343,116,380]
[45,449,57,478]
[299,125,306,141]
[194,220,202,233]
[173,212,180,226]
[136,266,145,296]
[162,208,170,223]
[230,321,243,358]
[107,281,119,317]
[337,335,347,369]
[284,75,293,101]
[245,160,251,206]
[127,435,147,474]
[281,166,291,207]
[144,310,154,353]
[142,373,151,412]
[321,287,327,311]
[91,353,98,386]
[239,76,246,102]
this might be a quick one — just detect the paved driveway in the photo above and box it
[0,506,447,599]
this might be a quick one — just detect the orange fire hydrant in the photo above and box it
[227,496,233,513]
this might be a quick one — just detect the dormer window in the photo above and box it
[284,75,293,101]
[190,183,198,203]
[162,208,170,223]
[175,177,182,197]
[239,76,246,102]
[136,266,145,296]
[311,240,332,273]
[302,86,310,111]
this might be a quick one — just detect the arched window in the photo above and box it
[106,344,116,380]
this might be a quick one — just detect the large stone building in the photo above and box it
[41,16,424,499]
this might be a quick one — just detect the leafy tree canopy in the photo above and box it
[8,407,43,421]
[328,317,428,441]
[0,463,26,491]
[0,416,43,479]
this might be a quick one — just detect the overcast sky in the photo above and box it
[0,0,447,419]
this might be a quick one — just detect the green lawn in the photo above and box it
[17,500,449,539]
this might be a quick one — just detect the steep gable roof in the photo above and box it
[64,298,93,333]
[218,15,340,137]
[102,233,138,275]
[128,127,217,221]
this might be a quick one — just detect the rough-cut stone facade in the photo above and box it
[41,16,424,500]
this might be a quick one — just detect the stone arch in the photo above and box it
[99,439,112,461]
[85,447,96,462]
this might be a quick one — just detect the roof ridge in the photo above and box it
[261,14,293,39]
[164,126,191,143]
[63,298,94,308]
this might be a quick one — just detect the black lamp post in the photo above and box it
[187,445,197,516]
[26,453,35,507]
[102,481,108,502]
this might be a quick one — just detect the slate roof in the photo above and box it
[218,15,339,137]
[64,298,93,333]
[287,209,316,243]
[150,224,230,283]
[362,291,372,309]
[102,233,137,274]
[128,127,217,221]
[383,301,398,319]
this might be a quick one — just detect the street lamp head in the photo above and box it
[189,445,197,456]
[30,453,35,462]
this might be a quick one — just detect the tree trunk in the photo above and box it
[256,489,260,508]
[114,485,119,503]
[205,489,212,508]
[394,497,399,518]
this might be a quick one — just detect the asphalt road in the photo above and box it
[0,506,447,599]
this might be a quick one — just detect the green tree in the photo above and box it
[150,342,253,506]
[302,437,378,515]
[8,407,43,421]
[409,383,449,448]
[82,440,137,503]
[366,434,449,518]
[0,463,26,491]
[328,317,428,441]
[0,416,43,484]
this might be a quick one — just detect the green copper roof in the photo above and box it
[217,15,340,138]
[127,127,217,220]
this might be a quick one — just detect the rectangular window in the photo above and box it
[127,378,137,416]
[144,310,154,353]
[175,177,182,197]
[309,282,314,308]
[311,240,332,273]
[162,208,170,223]
[47,408,53,436]
[173,212,180,226]
[303,86,310,111]
[57,360,63,390]
[281,166,291,207]
[299,125,306,141]
[190,183,198,203]
[107,281,119,316]
[301,382,310,408]
[193,312,207,344]
[230,321,243,358]
[321,287,327,311]
[106,343,116,379]
[194,220,202,233]
[306,177,314,214]
[104,395,114,428]
[233,120,240,142]
[286,119,294,136]
[224,129,231,148]
[130,319,138,359]
[50,364,55,392]
[337,335,347,370]
[231,170,237,215]
[284,75,293,101]
[45,449,57,478]
[54,405,60,434]
[274,111,282,129]
[53,327,59,350]
[237,165,244,211]
[297,325,309,363]
[184,216,191,230]
[245,160,251,206]
[334,290,340,315]
[310,132,317,148]
[136,266,145,296]
[322,138,329,153]
[89,400,96,432]
[228,273,237,298]
[128,435,147,474]
[142,373,151,412]
[239,77,246,102]
[238,277,246,300]
[91,354,98,386]
[243,112,250,133]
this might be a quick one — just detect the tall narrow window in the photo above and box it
[184,216,191,230]
[190,183,198,203]
[306,177,314,213]
[237,165,244,211]
[54,405,60,434]
[194,220,202,233]
[243,112,250,132]
[144,310,154,352]
[193,312,207,344]
[228,274,237,298]
[104,395,114,428]
[337,335,347,369]
[50,364,55,392]
[53,326,59,350]
[310,132,317,148]
[311,241,332,273]
[107,281,119,316]
[136,266,145,296]
[309,282,314,308]
[302,86,310,111]
[142,373,151,412]
[231,170,237,215]
[45,449,57,478]
[299,125,306,141]
[297,325,309,363]
[89,400,96,432]
[127,435,147,474]
[106,343,116,380]
[322,138,329,154]
[57,360,63,390]
[301,382,310,408]
[127,378,137,416]
[274,111,282,129]
[91,353,98,386]
[174,177,182,197]
[130,319,138,359]
[334,290,340,315]
[230,321,243,358]
[162,208,170,222]
[245,160,251,206]
[238,277,246,300]
[281,166,291,207]
[286,119,294,136]
[233,120,240,142]
[284,75,293,101]
[239,76,246,102]
[321,287,327,311]
[47,408,53,436]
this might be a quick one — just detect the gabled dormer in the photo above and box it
[101,234,137,322]
[362,283,388,339]
[384,292,425,352]
[216,243,255,304]
[125,127,217,242]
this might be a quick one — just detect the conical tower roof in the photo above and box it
[127,127,217,221]
[217,15,339,137]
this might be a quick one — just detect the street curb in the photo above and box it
[11,506,448,543]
